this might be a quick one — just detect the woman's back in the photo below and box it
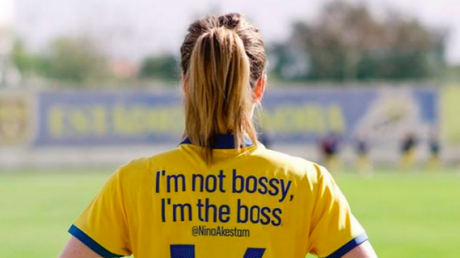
[71,135,366,258]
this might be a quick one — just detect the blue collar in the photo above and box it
[180,134,253,149]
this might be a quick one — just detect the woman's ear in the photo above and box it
[253,74,266,103]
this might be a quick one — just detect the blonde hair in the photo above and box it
[180,13,266,163]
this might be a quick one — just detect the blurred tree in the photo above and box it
[139,54,179,81]
[11,40,30,73]
[11,39,48,77]
[44,37,111,84]
[444,65,460,82]
[274,1,447,82]
[268,43,309,81]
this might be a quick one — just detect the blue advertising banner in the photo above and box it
[31,87,439,146]
[35,91,183,146]
[261,88,439,144]
[261,89,378,142]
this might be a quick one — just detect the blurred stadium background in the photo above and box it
[1,0,459,257]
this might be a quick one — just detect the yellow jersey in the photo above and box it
[69,134,367,258]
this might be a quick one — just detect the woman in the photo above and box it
[59,13,377,258]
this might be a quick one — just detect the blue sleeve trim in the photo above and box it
[68,224,124,258]
[327,233,368,258]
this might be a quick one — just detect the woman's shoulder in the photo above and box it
[114,148,185,177]
[253,146,326,180]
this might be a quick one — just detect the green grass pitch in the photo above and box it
[1,168,459,258]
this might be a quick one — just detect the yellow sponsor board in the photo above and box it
[47,104,185,139]
[45,101,345,143]
[0,92,33,146]
[442,86,460,144]
[261,103,346,135]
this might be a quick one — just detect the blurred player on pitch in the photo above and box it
[355,132,373,175]
[400,132,418,170]
[319,133,342,172]
[427,129,441,171]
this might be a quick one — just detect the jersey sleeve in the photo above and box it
[68,168,132,258]
[307,165,368,258]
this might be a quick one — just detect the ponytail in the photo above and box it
[180,13,266,164]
